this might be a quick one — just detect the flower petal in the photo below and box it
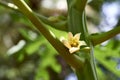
[80,41,87,46]
[77,41,81,47]
[69,47,80,53]
[74,33,81,41]
[62,39,71,48]
[68,32,73,41]
[60,37,65,42]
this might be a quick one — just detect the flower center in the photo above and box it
[70,38,79,47]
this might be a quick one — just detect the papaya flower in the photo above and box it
[61,32,87,54]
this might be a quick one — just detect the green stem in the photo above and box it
[36,14,68,31]
[0,1,67,31]
[90,26,120,46]
[76,52,97,80]
[75,47,98,80]
[74,0,87,12]
[0,1,18,11]
[67,0,98,80]
[12,0,83,69]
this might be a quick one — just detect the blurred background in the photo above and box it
[0,0,120,80]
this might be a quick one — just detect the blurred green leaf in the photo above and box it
[35,37,61,80]
[96,67,106,80]
[10,12,35,29]
[95,41,120,78]
[25,36,45,55]
[19,29,32,41]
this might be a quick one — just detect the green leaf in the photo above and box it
[25,36,45,55]
[96,67,106,80]
[95,41,120,78]
[35,40,61,80]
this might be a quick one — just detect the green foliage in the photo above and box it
[0,0,120,80]
[23,26,67,80]
[95,40,120,80]
[35,41,61,80]
[10,12,35,29]
[14,29,62,80]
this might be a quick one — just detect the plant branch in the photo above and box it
[12,0,84,69]
[74,0,87,12]
[67,0,87,37]
[89,26,120,46]
[0,1,18,11]
[36,14,68,31]
[0,1,67,31]
[67,0,98,80]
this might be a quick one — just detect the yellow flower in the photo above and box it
[61,32,86,54]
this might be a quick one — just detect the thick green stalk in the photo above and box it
[67,0,98,80]
[75,45,98,80]
[12,0,84,69]
[90,26,120,46]
[67,0,87,36]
